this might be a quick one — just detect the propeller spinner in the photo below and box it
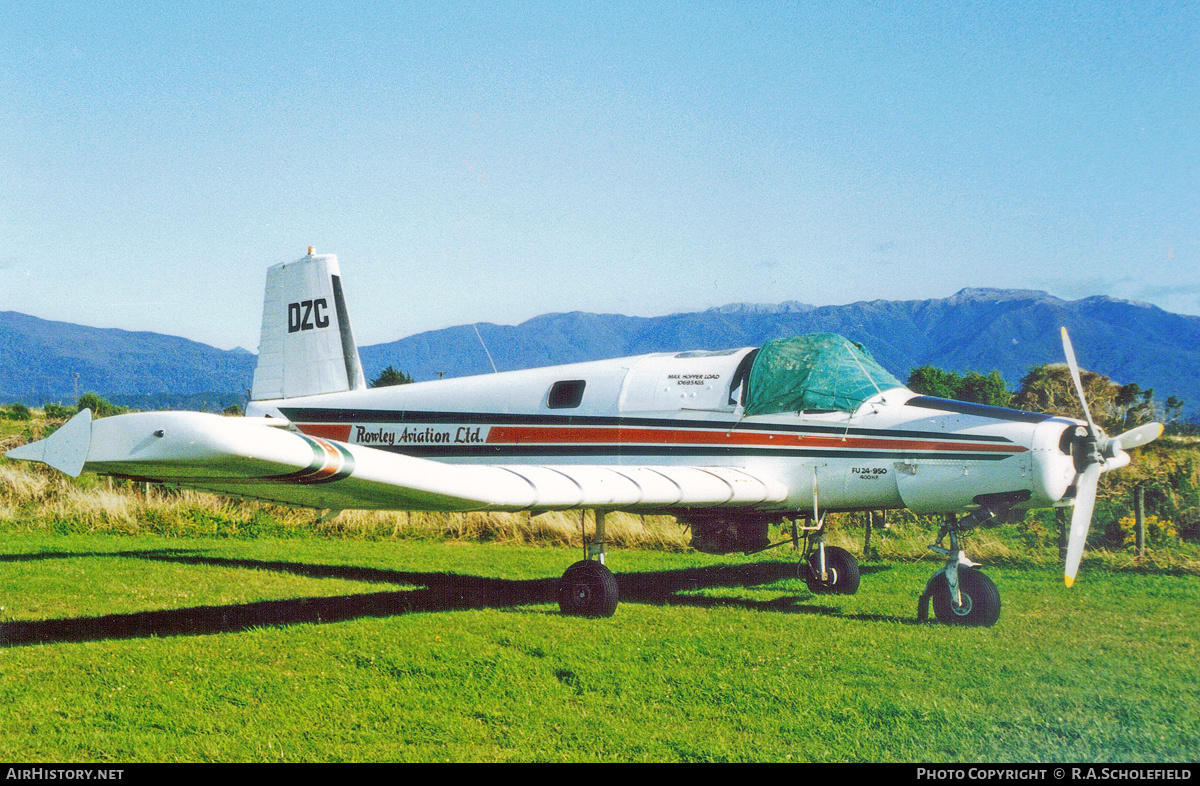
[1059,327,1164,587]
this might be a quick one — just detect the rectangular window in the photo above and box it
[548,380,586,409]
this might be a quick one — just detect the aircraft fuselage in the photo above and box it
[246,347,1079,516]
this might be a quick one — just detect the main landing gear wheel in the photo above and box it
[804,545,861,595]
[557,560,619,618]
[932,567,1001,627]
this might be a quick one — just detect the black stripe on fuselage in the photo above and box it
[905,396,1053,424]
[278,407,1019,444]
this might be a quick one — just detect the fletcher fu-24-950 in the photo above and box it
[9,250,1161,626]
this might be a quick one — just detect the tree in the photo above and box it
[907,366,960,399]
[1114,383,1156,430]
[906,366,1012,407]
[75,392,127,418]
[959,371,1012,408]
[370,366,414,388]
[1010,364,1153,432]
[1165,396,1185,428]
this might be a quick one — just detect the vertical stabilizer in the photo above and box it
[251,250,367,401]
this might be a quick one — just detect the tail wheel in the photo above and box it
[932,567,1001,627]
[557,560,619,617]
[804,546,861,595]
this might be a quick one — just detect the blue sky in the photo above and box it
[2,1,1196,350]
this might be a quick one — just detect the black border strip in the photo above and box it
[905,396,1053,424]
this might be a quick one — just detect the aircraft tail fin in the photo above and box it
[250,249,367,401]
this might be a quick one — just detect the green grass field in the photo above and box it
[1,534,1196,762]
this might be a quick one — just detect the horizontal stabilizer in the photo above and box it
[5,409,93,477]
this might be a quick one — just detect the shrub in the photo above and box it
[42,403,74,420]
[4,403,32,421]
[75,393,126,418]
[1117,514,1178,549]
[1016,512,1056,548]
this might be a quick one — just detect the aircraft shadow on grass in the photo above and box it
[0,549,900,647]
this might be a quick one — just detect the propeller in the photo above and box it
[1059,327,1164,587]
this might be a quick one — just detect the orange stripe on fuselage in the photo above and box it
[299,424,353,442]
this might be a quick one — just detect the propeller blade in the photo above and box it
[1111,422,1164,452]
[1064,462,1101,587]
[1060,327,1097,435]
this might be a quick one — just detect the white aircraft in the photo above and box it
[7,251,1163,626]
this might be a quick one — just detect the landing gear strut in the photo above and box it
[916,497,1020,627]
[805,544,861,595]
[930,566,1000,626]
[793,513,861,595]
[557,510,619,617]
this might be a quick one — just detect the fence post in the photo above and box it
[1135,485,1146,559]
[863,511,873,556]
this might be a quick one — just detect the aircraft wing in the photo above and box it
[6,410,789,513]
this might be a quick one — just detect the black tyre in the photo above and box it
[557,560,619,617]
[804,545,861,595]
[931,567,1001,627]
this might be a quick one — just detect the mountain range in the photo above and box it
[0,311,255,411]
[2,289,1198,418]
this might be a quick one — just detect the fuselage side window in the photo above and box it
[548,380,586,409]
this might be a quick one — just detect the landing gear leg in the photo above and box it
[917,509,1006,626]
[799,513,861,595]
[557,510,619,617]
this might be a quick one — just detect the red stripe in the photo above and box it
[486,425,1026,453]
[299,424,352,442]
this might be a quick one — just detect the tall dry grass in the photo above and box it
[0,456,694,547]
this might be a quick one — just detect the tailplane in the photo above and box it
[250,248,366,401]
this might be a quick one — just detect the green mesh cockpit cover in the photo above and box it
[743,334,905,416]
